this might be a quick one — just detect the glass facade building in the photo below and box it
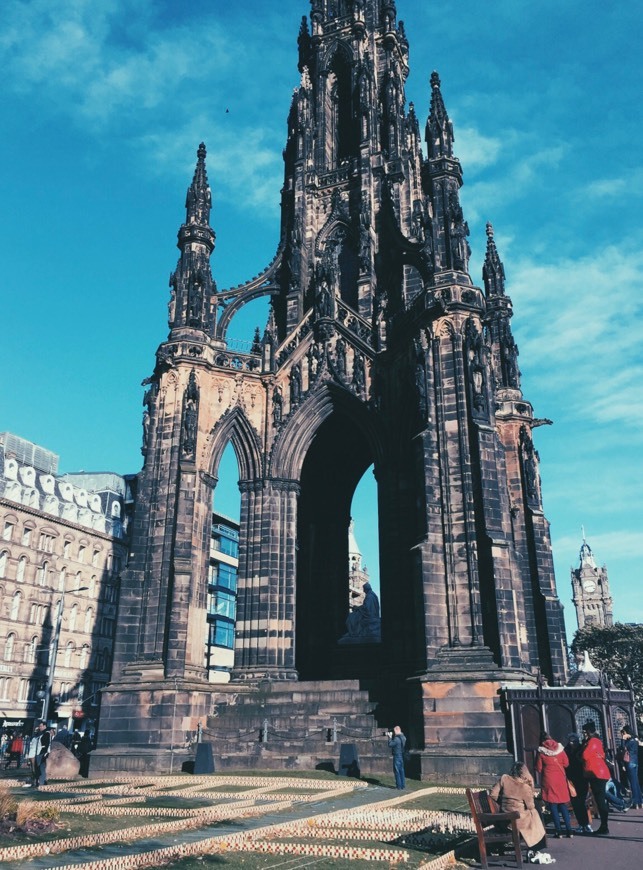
[206,513,239,681]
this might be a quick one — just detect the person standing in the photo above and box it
[619,726,642,809]
[581,721,610,835]
[387,725,406,790]
[565,733,592,833]
[32,720,51,788]
[535,733,574,837]
[4,732,24,769]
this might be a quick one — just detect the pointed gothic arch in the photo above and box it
[205,404,264,484]
[269,381,383,482]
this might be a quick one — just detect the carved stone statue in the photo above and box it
[272,386,283,425]
[340,582,381,643]
[290,364,302,406]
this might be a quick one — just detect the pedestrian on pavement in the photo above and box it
[32,720,51,788]
[605,777,630,812]
[535,732,574,838]
[565,733,592,833]
[581,721,610,835]
[387,725,406,790]
[619,727,642,809]
[4,732,24,769]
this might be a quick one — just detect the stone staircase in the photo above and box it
[204,680,393,775]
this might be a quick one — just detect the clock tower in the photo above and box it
[571,536,613,630]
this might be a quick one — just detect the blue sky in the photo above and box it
[1,0,641,631]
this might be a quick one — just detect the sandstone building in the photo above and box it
[0,433,128,735]
[97,0,568,780]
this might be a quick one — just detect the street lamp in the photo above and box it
[42,582,89,723]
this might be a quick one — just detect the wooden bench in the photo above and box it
[466,787,523,868]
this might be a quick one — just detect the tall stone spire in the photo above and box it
[185,142,212,226]
[426,71,454,159]
[168,143,217,336]
[423,72,470,275]
[483,222,520,391]
[483,222,506,297]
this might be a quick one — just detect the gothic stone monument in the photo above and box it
[95,0,568,781]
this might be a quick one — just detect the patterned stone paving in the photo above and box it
[1,775,474,869]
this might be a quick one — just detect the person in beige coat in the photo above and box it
[490,762,547,851]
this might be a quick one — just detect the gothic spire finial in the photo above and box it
[483,221,506,297]
[185,142,212,226]
[426,70,454,158]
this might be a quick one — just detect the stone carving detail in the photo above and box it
[272,385,283,425]
[339,582,381,644]
[289,363,302,407]
[448,190,471,272]
[465,317,488,416]
[181,370,200,459]
[520,425,541,503]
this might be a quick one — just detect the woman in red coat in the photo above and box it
[535,733,573,838]
[581,720,610,835]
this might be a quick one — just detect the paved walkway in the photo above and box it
[474,808,643,868]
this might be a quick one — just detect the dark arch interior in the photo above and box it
[296,411,375,680]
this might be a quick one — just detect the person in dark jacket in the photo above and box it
[387,725,406,790]
[32,720,51,788]
[619,727,642,809]
[565,733,592,833]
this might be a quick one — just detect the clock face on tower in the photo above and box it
[583,580,596,593]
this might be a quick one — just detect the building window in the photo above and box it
[0,550,7,578]
[10,591,21,621]
[21,526,32,546]
[58,568,67,590]
[79,645,89,669]
[18,678,29,702]
[69,604,78,633]
[63,540,71,558]
[75,571,83,592]
[16,555,27,582]
[208,589,236,621]
[25,636,37,664]
[209,562,237,592]
[4,633,15,661]
[84,607,93,633]
[37,560,50,586]
[208,621,234,649]
[64,642,74,668]
[89,575,96,597]
[39,533,55,553]
[101,617,115,637]
[0,677,10,699]
[2,522,14,541]
[211,531,239,559]
[78,545,86,563]
[92,549,99,567]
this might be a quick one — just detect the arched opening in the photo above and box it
[295,412,380,680]
[327,52,358,167]
[338,239,359,310]
[208,442,241,683]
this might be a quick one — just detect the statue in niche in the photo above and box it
[188,270,205,325]
[308,343,322,380]
[411,200,425,242]
[315,271,333,318]
[359,234,371,274]
[465,319,487,414]
[335,338,347,379]
[340,582,381,644]
[521,427,540,501]
[414,339,427,418]
[272,386,283,425]
[168,272,177,324]
[448,191,471,272]
[352,351,366,392]
[290,364,302,406]
[181,372,199,459]
[502,333,520,389]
